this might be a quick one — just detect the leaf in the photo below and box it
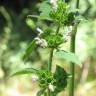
[10,68,39,77]
[39,1,52,20]
[27,15,52,21]
[26,18,36,29]
[27,1,53,21]
[54,65,68,94]
[55,50,81,67]
[22,40,36,60]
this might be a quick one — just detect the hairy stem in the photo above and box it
[69,25,77,96]
[76,0,80,9]
[56,23,61,34]
[48,24,60,95]
[48,23,61,71]
[69,0,80,96]
[48,48,54,71]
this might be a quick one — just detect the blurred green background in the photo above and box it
[0,0,96,96]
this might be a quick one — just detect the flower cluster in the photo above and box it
[34,37,48,48]
[34,28,48,48]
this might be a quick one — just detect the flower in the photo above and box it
[40,39,48,48]
[48,83,55,92]
[32,74,39,82]
[35,28,48,48]
[63,26,73,42]
[34,37,41,44]
[34,37,48,48]
[50,0,58,11]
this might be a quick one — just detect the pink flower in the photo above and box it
[32,74,39,82]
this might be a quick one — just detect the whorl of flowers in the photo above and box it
[34,28,48,48]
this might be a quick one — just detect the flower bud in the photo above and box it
[36,27,43,36]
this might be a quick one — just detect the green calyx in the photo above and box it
[45,34,64,48]
[38,70,55,88]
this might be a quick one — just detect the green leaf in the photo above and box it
[54,65,68,94]
[22,40,36,60]
[27,15,52,21]
[10,68,39,77]
[55,50,81,67]
[26,18,36,29]
[39,1,52,20]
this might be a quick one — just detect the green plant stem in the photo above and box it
[56,23,61,34]
[76,0,80,9]
[48,24,60,71]
[48,48,54,71]
[69,0,80,95]
[48,24,60,96]
[69,25,77,96]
